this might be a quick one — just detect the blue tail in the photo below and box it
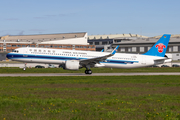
[143,34,171,57]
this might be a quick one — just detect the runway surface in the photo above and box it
[0,72,180,76]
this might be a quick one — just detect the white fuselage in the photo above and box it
[7,47,166,69]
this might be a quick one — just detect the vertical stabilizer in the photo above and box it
[143,34,171,57]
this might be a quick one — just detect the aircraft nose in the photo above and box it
[6,53,11,59]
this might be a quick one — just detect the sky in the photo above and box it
[0,0,180,37]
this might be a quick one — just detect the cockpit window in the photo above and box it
[13,50,19,53]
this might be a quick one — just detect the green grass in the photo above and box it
[0,76,180,120]
[0,67,180,73]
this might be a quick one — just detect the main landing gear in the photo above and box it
[85,69,92,74]
[84,65,92,74]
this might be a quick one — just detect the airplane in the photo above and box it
[6,34,171,74]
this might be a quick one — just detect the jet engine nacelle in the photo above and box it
[65,60,80,70]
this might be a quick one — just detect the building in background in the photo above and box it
[88,33,148,51]
[0,32,95,53]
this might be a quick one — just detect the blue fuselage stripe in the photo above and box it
[7,53,139,64]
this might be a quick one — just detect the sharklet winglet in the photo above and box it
[111,45,119,55]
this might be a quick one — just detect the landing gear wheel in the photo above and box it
[85,70,92,74]
[23,67,26,71]
[23,63,27,71]
[88,70,92,74]
[85,70,87,74]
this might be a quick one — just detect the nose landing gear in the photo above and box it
[23,63,27,71]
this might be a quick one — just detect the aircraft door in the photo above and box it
[23,48,29,61]
[142,56,146,65]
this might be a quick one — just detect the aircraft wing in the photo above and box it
[80,46,119,66]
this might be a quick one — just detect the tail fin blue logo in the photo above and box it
[156,43,166,53]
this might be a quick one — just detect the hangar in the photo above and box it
[0,32,95,53]
[88,33,148,51]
